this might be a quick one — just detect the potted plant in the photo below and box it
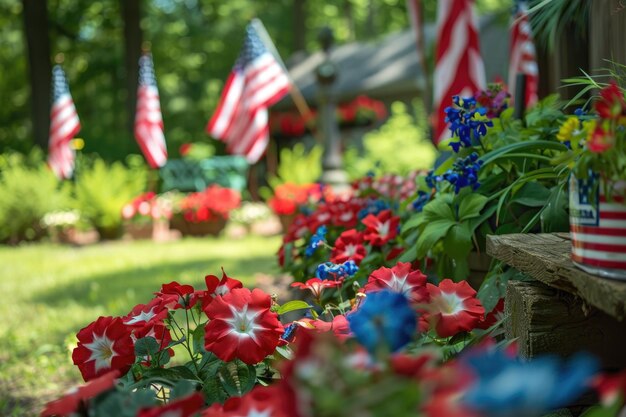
[555,81,626,279]
[172,185,241,236]
[122,192,172,240]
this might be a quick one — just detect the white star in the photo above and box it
[125,308,156,325]
[84,332,118,372]
[224,304,264,341]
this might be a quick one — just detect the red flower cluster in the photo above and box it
[269,95,386,138]
[178,185,241,223]
[122,192,171,221]
[352,171,419,202]
[268,183,321,216]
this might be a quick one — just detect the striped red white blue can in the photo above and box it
[569,175,626,280]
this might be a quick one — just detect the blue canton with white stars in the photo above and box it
[234,24,268,72]
[138,53,157,87]
[51,65,71,102]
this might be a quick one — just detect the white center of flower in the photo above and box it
[225,304,263,340]
[433,292,464,315]
[84,332,118,372]
[215,284,230,296]
[344,244,358,257]
[125,308,156,325]
[376,221,390,237]
[239,408,273,417]
[387,272,410,295]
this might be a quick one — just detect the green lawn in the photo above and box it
[0,235,281,416]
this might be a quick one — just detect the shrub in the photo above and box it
[344,100,437,179]
[0,150,72,243]
[74,157,147,239]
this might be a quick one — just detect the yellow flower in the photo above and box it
[583,119,597,144]
[557,116,580,143]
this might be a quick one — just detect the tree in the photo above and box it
[22,0,51,150]
[121,0,142,136]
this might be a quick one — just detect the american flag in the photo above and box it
[48,65,81,179]
[206,22,290,164]
[135,52,167,169]
[433,0,486,145]
[509,0,539,107]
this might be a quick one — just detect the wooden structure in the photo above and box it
[487,233,626,369]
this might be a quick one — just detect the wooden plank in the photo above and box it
[487,233,626,321]
[506,280,626,370]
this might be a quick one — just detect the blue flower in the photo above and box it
[411,191,430,212]
[316,260,359,280]
[446,95,493,153]
[347,290,416,355]
[357,199,389,220]
[461,347,598,417]
[441,152,484,194]
[305,226,327,257]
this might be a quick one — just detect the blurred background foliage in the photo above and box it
[0,0,508,162]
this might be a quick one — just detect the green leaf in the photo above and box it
[134,337,160,357]
[458,194,488,221]
[218,360,256,397]
[416,218,456,258]
[170,379,199,399]
[422,196,455,222]
[401,212,427,232]
[512,182,551,207]
[480,140,567,166]
[192,324,207,355]
[276,300,313,315]
[202,374,229,405]
[443,223,473,259]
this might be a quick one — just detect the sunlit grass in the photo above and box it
[0,235,281,416]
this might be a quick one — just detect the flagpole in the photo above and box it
[251,18,319,139]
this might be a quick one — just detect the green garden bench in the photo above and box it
[160,156,248,193]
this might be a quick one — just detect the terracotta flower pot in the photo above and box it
[171,215,227,237]
[125,222,154,240]
[569,175,626,280]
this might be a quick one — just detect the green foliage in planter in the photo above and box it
[75,157,148,238]
[344,100,436,179]
[0,150,72,243]
[260,143,322,200]
[401,95,571,283]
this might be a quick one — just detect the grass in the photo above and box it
[0,234,281,416]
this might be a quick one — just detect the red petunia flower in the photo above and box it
[363,262,429,303]
[593,370,626,406]
[199,269,244,309]
[424,279,485,338]
[137,392,205,417]
[328,200,360,228]
[595,81,626,120]
[41,370,119,417]
[294,315,352,342]
[362,209,399,246]
[330,229,367,265]
[204,288,284,364]
[391,351,438,379]
[155,281,196,309]
[218,385,291,417]
[123,298,169,328]
[72,316,136,381]
[291,278,342,300]
[588,124,615,153]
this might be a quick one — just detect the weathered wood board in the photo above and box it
[506,280,626,370]
[487,233,626,321]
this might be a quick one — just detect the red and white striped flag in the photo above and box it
[135,52,167,169]
[433,0,486,146]
[206,22,290,164]
[509,0,539,108]
[48,65,81,179]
